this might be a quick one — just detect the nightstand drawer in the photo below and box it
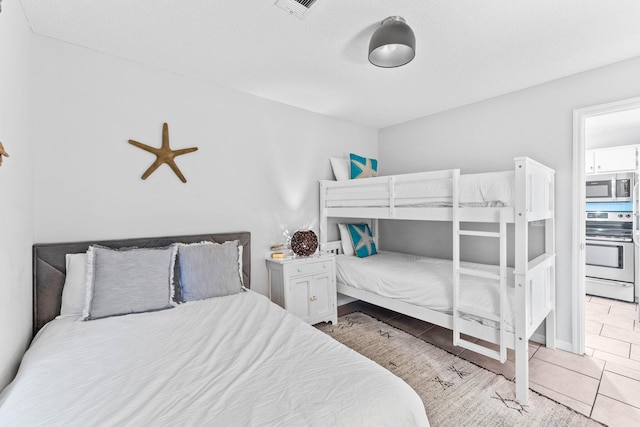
[293,260,333,276]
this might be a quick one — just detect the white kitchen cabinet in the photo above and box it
[586,145,638,174]
[585,150,596,174]
[266,255,337,325]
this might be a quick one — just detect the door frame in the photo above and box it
[572,95,640,354]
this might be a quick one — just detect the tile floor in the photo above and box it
[338,296,640,427]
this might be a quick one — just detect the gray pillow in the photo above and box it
[83,245,177,320]
[178,240,243,302]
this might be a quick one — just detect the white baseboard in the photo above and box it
[530,332,545,345]
[530,332,573,353]
[554,339,573,353]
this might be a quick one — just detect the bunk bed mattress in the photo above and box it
[326,171,514,208]
[336,251,516,329]
[0,291,428,426]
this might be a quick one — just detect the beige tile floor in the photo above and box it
[338,296,640,426]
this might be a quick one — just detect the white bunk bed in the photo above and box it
[319,157,556,405]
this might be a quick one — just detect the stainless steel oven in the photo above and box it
[585,208,636,302]
[586,173,634,202]
[586,240,634,282]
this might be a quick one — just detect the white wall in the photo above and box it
[586,126,640,149]
[31,35,377,296]
[0,2,34,389]
[379,55,640,349]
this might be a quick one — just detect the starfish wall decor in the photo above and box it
[128,123,198,183]
[0,140,9,167]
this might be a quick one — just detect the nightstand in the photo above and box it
[266,254,337,325]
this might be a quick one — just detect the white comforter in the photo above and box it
[0,291,428,427]
[336,251,516,329]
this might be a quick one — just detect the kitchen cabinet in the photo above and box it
[586,145,638,174]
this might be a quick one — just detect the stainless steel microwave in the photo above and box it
[586,173,635,202]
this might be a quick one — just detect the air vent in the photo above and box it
[275,0,318,19]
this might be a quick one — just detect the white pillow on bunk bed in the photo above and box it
[330,157,350,181]
[337,223,355,256]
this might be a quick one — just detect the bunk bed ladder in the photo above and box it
[453,207,508,364]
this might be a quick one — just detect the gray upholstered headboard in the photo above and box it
[32,232,251,337]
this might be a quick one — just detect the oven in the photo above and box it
[585,207,636,302]
[586,173,634,202]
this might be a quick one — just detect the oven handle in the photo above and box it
[586,237,633,243]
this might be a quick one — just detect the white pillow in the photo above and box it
[330,157,350,181]
[83,245,177,320]
[176,241,242,302]
[238,244,245,287]
[338,223,355,256]
[60,253,88,316]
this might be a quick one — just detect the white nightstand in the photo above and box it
[266,254,337,325]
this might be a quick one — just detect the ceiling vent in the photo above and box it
[275,0,318,19]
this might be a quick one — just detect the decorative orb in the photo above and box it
[290,230,318,257]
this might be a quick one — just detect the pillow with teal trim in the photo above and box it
[347,224,378,258]
[350,153,378,179]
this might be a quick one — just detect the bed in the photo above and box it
[0,232,429,426]
[320,157,557,405]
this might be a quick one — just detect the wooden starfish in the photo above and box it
[0,140,9,167]
[128,123,198,183]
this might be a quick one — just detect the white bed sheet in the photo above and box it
[0,291,428,427]
[325,171,515,208]
[336,251,516,329]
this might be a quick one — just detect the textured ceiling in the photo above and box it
[20,0,640,129]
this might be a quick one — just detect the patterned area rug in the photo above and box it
[316,312,602,427]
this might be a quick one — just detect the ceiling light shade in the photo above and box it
[368,16,416,68]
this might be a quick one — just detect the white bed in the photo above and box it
[0,233,429,426]
[336,251,517,331]
[320,157,557,405]
[0,291,427,426]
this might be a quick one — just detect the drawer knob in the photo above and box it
[310,296,317,301]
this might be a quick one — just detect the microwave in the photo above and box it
[586,173,635,202]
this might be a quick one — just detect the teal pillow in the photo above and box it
[347,224,378,258]
[350,153,378,179]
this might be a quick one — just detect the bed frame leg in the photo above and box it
[515,336,529,405]
[545,309,556,350]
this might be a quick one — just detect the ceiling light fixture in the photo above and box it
[368,16,416,68]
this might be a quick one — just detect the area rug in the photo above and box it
[316,312,602,427]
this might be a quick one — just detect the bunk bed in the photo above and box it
[319,157,556,405]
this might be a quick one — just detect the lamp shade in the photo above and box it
[368,16,416,68]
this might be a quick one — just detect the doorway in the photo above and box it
[573,96,640,355]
